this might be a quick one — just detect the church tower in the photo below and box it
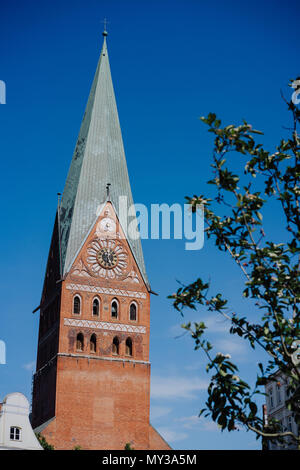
[31,30,170,450]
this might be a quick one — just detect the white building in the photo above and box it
[0,392,43,450]
[265,370,299,450]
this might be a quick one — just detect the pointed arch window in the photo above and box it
[112,336,119,355]
[73,295,81,315]
[111,299,119,319]
[125,337,133,356]
[129,302,137,321]
[92,298,100,317]
[76,333,84,352]
[90,334,97,353]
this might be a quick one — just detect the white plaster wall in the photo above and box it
[0,392,42,450]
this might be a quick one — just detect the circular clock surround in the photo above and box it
[86,239,128,279]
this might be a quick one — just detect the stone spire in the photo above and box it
[59,32,149,289]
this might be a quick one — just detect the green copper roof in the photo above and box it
[59,35,149,289]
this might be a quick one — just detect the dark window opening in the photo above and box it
[90,334,97,353]
[112,336,119,355]
[73,296,81,315]
[130,303,137,321]
[126,338,133,356]
[92,298,100,316]
[111,300,118,319]
[76,333,84,351]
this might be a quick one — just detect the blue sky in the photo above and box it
[0,0,299,450]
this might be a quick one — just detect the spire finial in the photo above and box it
[102,18,109,37]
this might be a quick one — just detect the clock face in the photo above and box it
[97,247,118,269]
[99,217,116,233]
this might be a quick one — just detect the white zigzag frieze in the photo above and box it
[64,318,146,334]
[66,283,146,299]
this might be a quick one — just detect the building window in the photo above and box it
[111,300,118,319]
[276,383,282,404]
[112,336,119,355]
[92,298,100,316]
[76,333,84,351]
[10,427,21,441]
[129,303,137,321]
[269,387,274,409]
[90,334,97,353]
[125,337,133,356]
[286,380,292,398]
[279,418,284,432]
[73,295,81,315]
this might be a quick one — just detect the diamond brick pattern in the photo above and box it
[64,317,146,334]
[66,282,147,299]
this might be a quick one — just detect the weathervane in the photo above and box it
[102,17,109,36]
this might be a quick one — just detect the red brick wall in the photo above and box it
[33,203,163,449]
[41,356,151,449]
[149,425,172,450]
